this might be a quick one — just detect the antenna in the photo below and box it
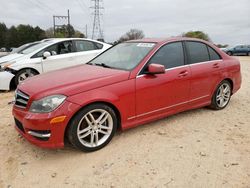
[90,0,104,40]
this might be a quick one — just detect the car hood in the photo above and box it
[18,64,130,99]
[0,53,24,64]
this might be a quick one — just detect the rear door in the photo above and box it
[185,41,223,104]
[73,40,103,65]
[135,42,191,118]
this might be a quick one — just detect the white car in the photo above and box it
[0,38,111,90]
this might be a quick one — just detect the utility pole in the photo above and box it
[91,0,104,41]
[85,24,88,38]
[53,9,71,37]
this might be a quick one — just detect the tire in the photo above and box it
[210,80,232,110]
[227,51,233,56]
[67,103,117,152]
[15,69,38,86]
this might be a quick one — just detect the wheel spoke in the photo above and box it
[84,115,92,126]
[216,95,221,101]
[95,133,99,145]
[99,130,109,135]
[78,126,91,135]
[96,111,107,123]
[100,125,111,130]
[79,130,91,139]
[219,98,224,105]
[88,113,96,123]
[90,132,94,146]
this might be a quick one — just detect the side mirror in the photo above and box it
[147,64,165,74]
[43,51,51,59]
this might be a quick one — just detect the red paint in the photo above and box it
[12,37,241,149]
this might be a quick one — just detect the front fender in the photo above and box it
[66,79,136,129]
[0,71,15,90]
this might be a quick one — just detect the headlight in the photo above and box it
[29,95,66,113]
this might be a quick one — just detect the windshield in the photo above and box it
[12,42,40,54]
[89,42,155,70]
[21,41,54,55]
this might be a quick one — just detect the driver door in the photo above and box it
[41,41,77,72]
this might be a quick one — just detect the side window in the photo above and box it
[148,42,185,69]
[94,42,103,49]
[32,41,73,58]
[75,40,98,52]
[34,44,58,58]
[207,46,221,60]
[186,41,209,64]
[58,41,73,54]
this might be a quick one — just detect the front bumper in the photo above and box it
[0,71,14,90]
[12,100,81,148]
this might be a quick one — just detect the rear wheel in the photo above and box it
[210,80,232,110]
[227,51,233,56]
[15,69,38,86]
[67,103,117,152]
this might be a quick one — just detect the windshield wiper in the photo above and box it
[95,63,112,68]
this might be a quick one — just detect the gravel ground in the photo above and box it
[0,57,249,188]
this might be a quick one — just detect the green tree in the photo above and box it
[5,26,18,48]
[0,23,8,48]
[182,31,211,41]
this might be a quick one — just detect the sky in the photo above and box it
[0,0,249,45]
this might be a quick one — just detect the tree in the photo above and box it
[116,29,145,43]
[216,44,228,48]
[0,23,8,47]
[54,24,76,38]
[182,31,211,41]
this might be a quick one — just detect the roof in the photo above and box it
[128,37,208,44]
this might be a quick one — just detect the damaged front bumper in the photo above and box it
[0,71,15,90]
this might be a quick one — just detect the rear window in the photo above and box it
[186,41,209,64]
[208,46,221,60]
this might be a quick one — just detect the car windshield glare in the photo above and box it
[21,41,53,55]
[90,42,156,70]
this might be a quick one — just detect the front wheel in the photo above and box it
[15,69,38,86]
[67,103,117,152]
[210,80,232,110]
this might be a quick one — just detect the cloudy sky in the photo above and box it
[0,0,249,45]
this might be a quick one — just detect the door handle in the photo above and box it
[213,63,220,68]
[178,70,188,77]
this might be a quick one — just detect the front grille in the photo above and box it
[15,90,29,109]
[14,118,25,133]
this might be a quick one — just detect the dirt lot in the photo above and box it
[0,57,250,188]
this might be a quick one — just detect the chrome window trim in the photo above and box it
[136,59,223,78]
[127,95,209,120]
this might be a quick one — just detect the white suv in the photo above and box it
[0,38,111,90]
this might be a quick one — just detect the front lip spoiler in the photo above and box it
[27,131,51,138]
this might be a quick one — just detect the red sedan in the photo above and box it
[12,37,241,152]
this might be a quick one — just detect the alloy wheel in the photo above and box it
[216,83,231,108]
[18,69,35,83]
[77,109,113,148]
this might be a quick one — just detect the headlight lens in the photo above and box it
[29,95,66,113]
